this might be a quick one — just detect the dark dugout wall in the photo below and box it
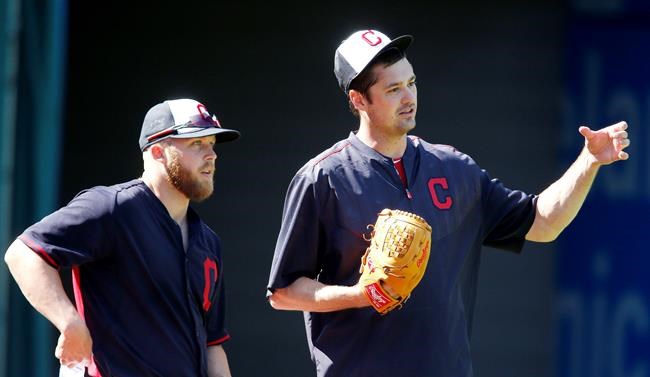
[61,1,564,376]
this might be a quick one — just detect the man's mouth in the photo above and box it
[399,106,416,116]
[200,166,214,176]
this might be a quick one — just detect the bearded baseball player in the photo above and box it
[5,99,239,376]
[266,29,630,376]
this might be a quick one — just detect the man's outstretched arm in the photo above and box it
[526,121,630,242]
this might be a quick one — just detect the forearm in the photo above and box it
[527,147,600,242]
[4,239,80,331]
[207,345,231,377]
[268,276,369,312]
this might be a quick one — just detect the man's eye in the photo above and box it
[409,81,417,87]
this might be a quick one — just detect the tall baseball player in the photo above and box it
[4,99,239,377]
[266,29,631,376]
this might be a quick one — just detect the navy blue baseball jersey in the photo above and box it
[268,132,537,377]
[20,179,229,377]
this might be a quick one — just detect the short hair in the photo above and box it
[347,48,406,117]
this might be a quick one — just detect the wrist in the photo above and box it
[351,284,371,308]
[580,146,602,170]
[56,310,84,334]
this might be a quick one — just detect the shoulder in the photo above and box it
[409,135,479,168]
[308,139,353,170]
[74,179,143,199]
[70,179,150,214]
[293,139,353,182]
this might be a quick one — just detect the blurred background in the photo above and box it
[0,0,647,376]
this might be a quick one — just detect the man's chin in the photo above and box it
[180,180,213,202]
[190,192,212,203]
[190,185,214,202]
[399,119,416,133]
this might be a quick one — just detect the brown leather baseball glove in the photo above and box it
[359,209,432,314]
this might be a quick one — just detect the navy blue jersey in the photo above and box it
[268,132,536,377]
[20,179,228,377]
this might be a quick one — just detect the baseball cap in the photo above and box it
[334,29,413,93]
[139,99,240,151]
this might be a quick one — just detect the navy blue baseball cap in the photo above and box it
[139,99,240,151]
[334,29,413,93]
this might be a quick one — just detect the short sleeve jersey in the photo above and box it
[20,179,229,377]
[268,132,537,377]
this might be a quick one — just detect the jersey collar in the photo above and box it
[347,131,417,165]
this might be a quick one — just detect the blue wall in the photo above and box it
[556,2,650,376]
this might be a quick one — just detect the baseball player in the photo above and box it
[266,29,630,376]
[4,99,239,377]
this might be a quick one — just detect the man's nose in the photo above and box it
[206,148,217,161]
[402,86,416,103]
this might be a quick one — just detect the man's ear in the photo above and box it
[149,144,166,161]
[349,89,367,112]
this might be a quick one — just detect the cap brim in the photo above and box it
[379,35,413,57]
[170,127,241,143]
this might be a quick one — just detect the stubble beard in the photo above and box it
[392,115,416,136]
[400,118,416,133]
[391,103,417,135]
[165,149,214,202]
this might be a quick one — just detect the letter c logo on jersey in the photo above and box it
[361,30,382,46]
[428,177,453,210]
[202,257,219,312]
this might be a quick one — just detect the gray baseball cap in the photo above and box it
[334,29,413,93]
[139,99,240,151]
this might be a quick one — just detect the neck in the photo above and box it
[141,171,190,224]
[356,122,408,158]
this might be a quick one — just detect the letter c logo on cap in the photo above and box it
[197,103,219,126]
[361,30,382,47]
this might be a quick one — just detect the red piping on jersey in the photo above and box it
[72,267,85,320]
[312,142,351,166]
[72,267,103,377]
[207,334,231,346]
[18,235,59,269]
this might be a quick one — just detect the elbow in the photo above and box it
[267,289,294,311]
[3,249,10,266]
[267,293,281,310]
[4,240,20,268]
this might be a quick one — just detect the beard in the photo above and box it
[396,117,416,133]
[165,149,214,202]
[395,105,417,132]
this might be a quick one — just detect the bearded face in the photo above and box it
[164,147,214,202]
